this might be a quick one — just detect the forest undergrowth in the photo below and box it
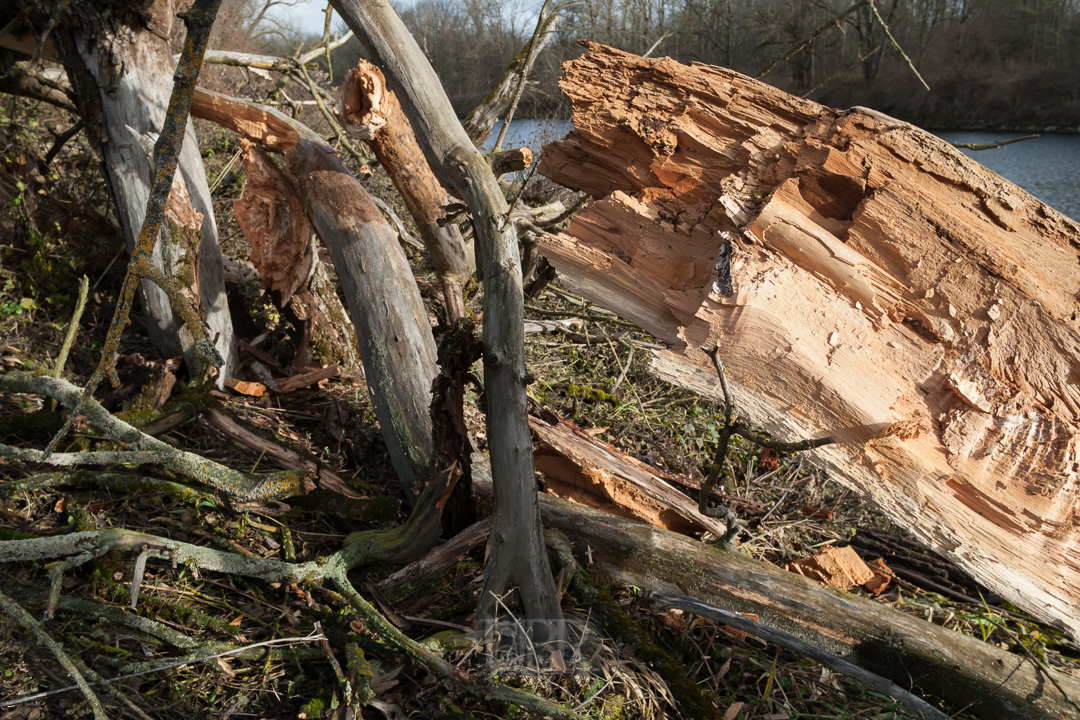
[0,87,1077,720]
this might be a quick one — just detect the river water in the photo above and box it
[936,131,1080,221]
[487,121,1080,221]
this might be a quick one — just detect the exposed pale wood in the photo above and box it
[335,59,471,321]
[234,138,314,306]
[530,415,728,538]
[489,147,532,176]
[223,377,265,397]
[53,0,236,384]
[785,545,875,589]
[537,42,1080,637]
[191,87,438,500]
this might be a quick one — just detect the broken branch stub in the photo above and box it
[335,60,471,322]
[537,42,1080,637]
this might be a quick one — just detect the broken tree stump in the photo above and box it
[537,42,1080,637]
[335,60,472,321]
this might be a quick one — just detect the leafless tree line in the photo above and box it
[318,0,1080,129]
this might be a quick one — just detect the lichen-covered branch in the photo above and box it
[1,373,306,502]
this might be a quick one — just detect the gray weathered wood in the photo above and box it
[54,0,236,384]
[329,0,562,628]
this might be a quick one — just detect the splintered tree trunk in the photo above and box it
[232,139,361,371]
[537,42,1080,637]
[191,88,437,501]
[53,0,236,384]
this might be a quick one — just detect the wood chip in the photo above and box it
[785,545,874,589]
[224,377,267,397]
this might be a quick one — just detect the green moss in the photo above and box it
[576,566,722,720]
[300,696,326,718]
[564,383,617,405]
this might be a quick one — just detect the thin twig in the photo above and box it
[0,588,107,719]
[51,275,88,381]
[0,630,325,710]
[493,0,556,153]
[868,0,929,91]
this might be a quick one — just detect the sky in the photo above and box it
[269,0,349,38]
[268,0,544,40]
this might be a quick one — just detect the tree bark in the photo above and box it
[550,498,1078,720]
[468,462,1080,720]
[52,0,236,384]
[335,59,472,321]
[536,42,1080,637]
[190,87,437,501]
[329,0,562,632]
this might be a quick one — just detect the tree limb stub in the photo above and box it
[329,0,562,629]
[536,42,1080,638]
[335,59,471,321]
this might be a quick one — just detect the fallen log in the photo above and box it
[469,464,1080,720]
[537,42,1080,638]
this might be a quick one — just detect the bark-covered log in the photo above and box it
[191,87,437,500]
[537,43,1080,637]
[51,0,236,384]
[336,59,471,321]
[470,463,1080,720]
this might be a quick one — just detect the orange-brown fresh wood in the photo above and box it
[537,42,1080,637]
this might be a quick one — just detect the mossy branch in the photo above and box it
[1,373,306,502]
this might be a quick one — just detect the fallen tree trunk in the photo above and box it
[537,42,1080,637]
[470,466,1080,720]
